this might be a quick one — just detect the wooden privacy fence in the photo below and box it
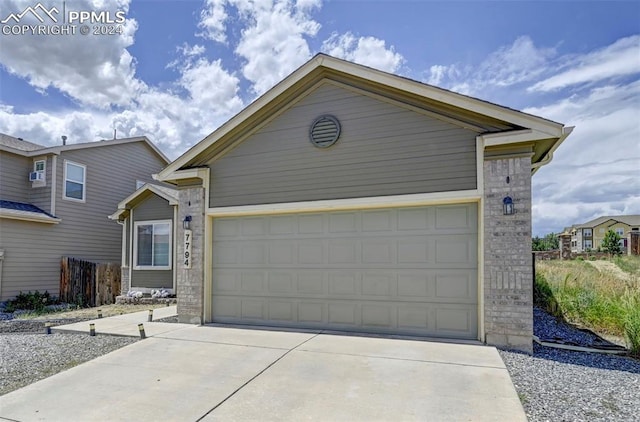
[60,257,121,307]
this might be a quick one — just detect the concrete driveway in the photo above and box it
[0,320,526,421]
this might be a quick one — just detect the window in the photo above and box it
[63,161,86,201]
[34,160,45,173]
[583,229,592,237]
[134,220,172,270]
[584,240,593,249]
[31,159,46,183]
[615,228,624,236]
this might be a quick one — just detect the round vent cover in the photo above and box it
[309,115,341,148]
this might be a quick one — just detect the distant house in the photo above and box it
[567,215,640,252]
[0,133,169,301]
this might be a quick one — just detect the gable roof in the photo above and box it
[109,183,179,221]
[156,53,571,183]
[0,200,60,224]
[0,134,46,151]
[576,215,640,229]
[0,133,170,164]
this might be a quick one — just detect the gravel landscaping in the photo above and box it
[500,308,640,422]
[0,315,139,396]
[1,306,638,422]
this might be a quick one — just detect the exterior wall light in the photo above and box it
[503,196,514,215]
[183,215,192,230]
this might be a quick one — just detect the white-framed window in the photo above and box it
[584,240,593,249]
[615,228,624,236]
[34,159,45,174]
[31,158,46,183]
[583,229,592,237]
[63,160,86,202]
[133,220,172,270]
[136,180,146,189]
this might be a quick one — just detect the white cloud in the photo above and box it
[198,0,228,43]
[426,36,555,95]
[530,80,640,235]
[530,35,640,92]
[0,0,142,109]
[231,0,321,95]
[321,32,404,73]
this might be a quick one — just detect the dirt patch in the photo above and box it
[13,303,170,321]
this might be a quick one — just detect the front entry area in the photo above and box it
[210,203,478,339]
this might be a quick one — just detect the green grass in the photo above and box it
[614,255,640,275]
[536,260,640,357]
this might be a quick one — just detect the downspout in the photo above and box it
[50,154,57,215]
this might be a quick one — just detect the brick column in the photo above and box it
[176,187,205,324]
[559,234,572,260]
[483,156,533,353]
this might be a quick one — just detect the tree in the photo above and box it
[601,230,622,255]
[532,232,560,251]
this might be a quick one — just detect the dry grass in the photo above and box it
[536,257,640,355]
[15,303,171,320]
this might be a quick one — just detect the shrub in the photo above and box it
[622,291,640,357]
[4,291,60,313]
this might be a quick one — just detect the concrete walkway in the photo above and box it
[0,308,527,421]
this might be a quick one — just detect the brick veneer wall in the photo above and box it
[176,187,205,324]
[483,156,533,353]
[121,267,130,295]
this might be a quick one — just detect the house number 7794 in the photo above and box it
[184,230,192,269]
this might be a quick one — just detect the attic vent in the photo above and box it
[309,115,341,148]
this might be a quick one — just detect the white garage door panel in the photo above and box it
[212,204,478,339]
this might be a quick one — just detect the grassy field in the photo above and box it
[535,256,640,356]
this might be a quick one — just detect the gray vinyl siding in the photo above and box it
[0,141,167,300]
[130,194,174,289]
[0,150,30,203]
[28,155,53,214]
[0,219,61,299]
[209,83,477,208]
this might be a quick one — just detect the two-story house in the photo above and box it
[569,215,640,252]
[0,133,169,301]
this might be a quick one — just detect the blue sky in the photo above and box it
[0,0,639,236]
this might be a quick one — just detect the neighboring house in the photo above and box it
[568,215,640,252]
[0,134,169,301]
[121,54,573,352]
[109,184,179,294]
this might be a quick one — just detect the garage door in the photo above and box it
[211,203,478,339]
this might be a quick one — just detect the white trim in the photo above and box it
[204,214,213,323]
[172,205,178,291]
[128,208,134,286]
[109,184,179,220]
[207,190,480,217]
[62,160,86,203]
[476,135,485,342]
[531,126,574,174]
[0,208,61,224]
[133,219,173,270]
[120,218,127,267]
[205,195,482,337]
[50,155,57,215]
